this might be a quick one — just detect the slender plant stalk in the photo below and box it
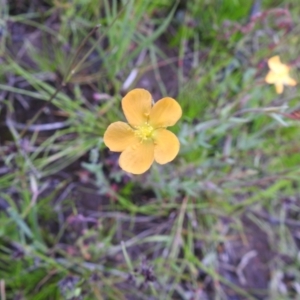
[18,0,130,138]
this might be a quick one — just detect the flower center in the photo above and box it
[135,123,154,142]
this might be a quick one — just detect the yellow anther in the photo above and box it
[135,123,154,141]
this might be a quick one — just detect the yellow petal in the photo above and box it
[119,141,154,174]
[154,129,180,164]
[149,97,182,128]
[122,89,152,127]
[103,121,137,152]
[268,56,281,70]
[275,83,284,94]
[283,76,297,87]
[268,56,289,73]
[265,71,277,84]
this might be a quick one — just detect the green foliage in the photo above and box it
[1,0,300,299]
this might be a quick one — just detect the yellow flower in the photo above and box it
[265,55,297,94]
[103,89,182,175]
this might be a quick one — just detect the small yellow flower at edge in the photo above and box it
[265,55,297,94]
[103,89,182,175]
